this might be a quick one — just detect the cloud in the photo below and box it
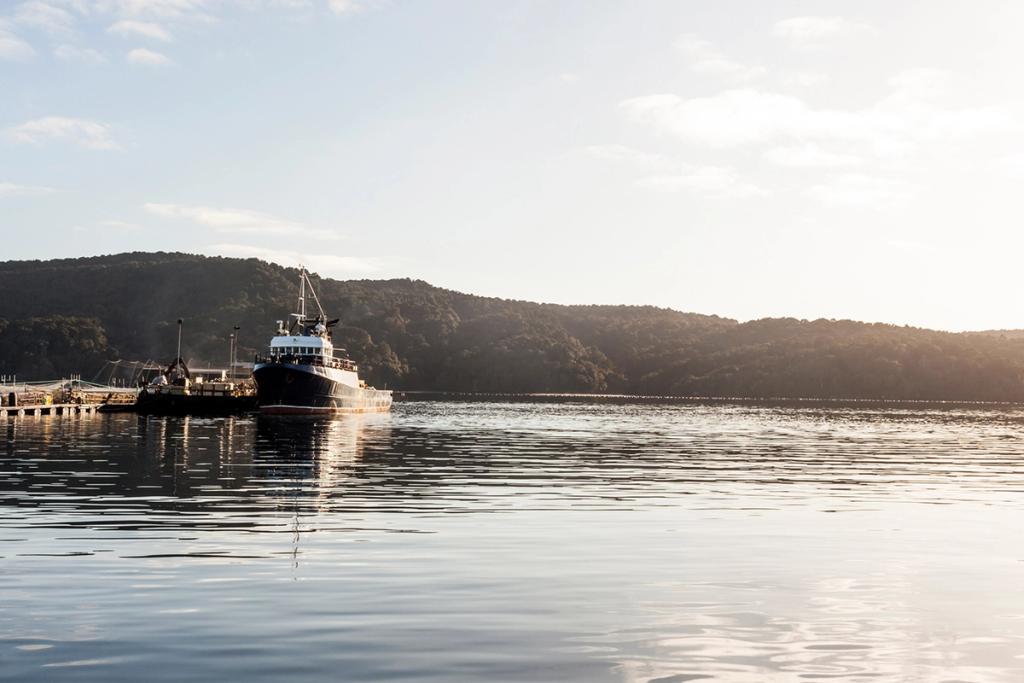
[999,154,1024,181]
[127,47,172,65]
[328,0,364,16]
[619,81,1009,153]
[621,90,812,148]
[886,67,950,99]
[95,0,210,20]
[781,72,830,88]
[206,243,381,277]
[54,44,107,63]
[886,238,936,254]
[773,16,874,47]
[586,144,766,198]
[763,143,862,168]
[5,116,119,150]
[144,202,341,239]
[0,181,56,197]
[637,166,769,199]
[13,1,76,35]
[108,19,172,41]
[675,34,766,81]
[806,173,915,208]
[585,144,664,166]
[97,219,142,231]
[0,24,35,60]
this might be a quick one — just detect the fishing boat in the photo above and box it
[252,268,393,414]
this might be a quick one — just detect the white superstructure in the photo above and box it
[253,266,393,414]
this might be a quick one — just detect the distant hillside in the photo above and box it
[969,329,1024,340]
[2,252,1024,400]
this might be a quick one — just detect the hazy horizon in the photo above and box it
[3,1,1023,331]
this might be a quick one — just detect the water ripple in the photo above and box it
[2,401,1024,681]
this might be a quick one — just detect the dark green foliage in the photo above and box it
[0,316,112,380]
[1,252,1024,400]
[633,318,1024,400]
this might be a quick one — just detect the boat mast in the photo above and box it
[304,271,326,318]
[291,266,326,333]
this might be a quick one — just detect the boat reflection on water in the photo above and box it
[0,413,394,531]
[255,414,369,462]
[254,414,389,510]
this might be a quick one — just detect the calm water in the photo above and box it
[3,401,1024,682]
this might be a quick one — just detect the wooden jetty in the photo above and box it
[0,378,138,418]
[0,402,102,418]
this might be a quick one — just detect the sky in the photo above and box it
[2,0,1023,331]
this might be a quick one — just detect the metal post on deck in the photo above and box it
[232,325,240,380]
[177,318,184,364]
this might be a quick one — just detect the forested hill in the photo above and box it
[2,252,1024,401]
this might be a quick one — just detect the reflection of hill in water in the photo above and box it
[8,402,1024,535]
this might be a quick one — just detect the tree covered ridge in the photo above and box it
[1,251,1023,400]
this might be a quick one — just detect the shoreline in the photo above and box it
[395,391,1024,408]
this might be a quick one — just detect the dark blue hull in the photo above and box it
[253,362,392,414]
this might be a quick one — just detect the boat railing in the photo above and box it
[255,353,358,372]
